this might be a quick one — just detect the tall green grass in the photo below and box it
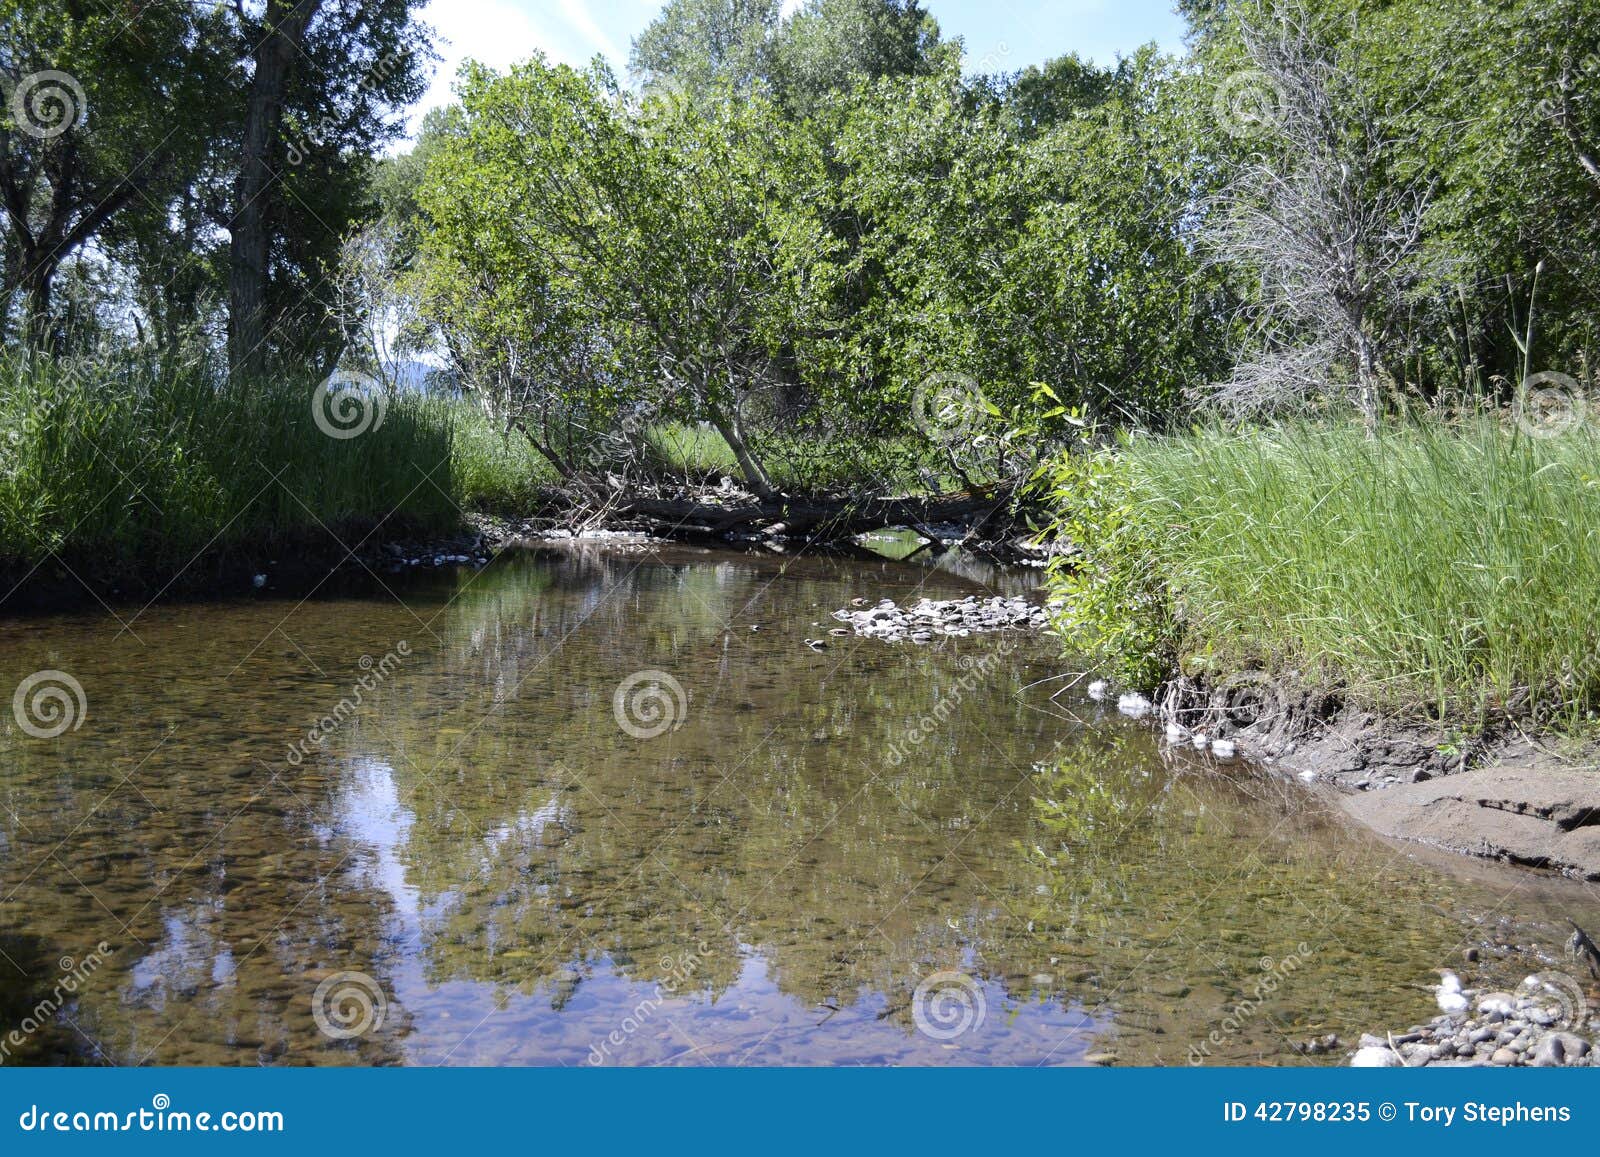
[1048,418,1600,727]
[448,403,558,513]
[0,349,464,589]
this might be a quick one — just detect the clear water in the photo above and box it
[0,543,1593,1066]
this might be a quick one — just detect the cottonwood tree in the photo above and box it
[224,0,433,375]
[631,0,780,96]
[1366,0,1600,391]
[0,2,229,347]
[418,58,835,500]
[1202,0,1429,427]
[765,0,952,118]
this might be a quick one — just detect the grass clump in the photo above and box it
[1043,417,1600,728]
[0,347,463,590]
[447,403,558,513]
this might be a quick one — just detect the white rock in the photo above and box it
[1116,693,1153,719]
[252,574,267,588]
[1350,1046,1400,1067]
[1086,680,1108,702]
[1436,971,1469,1015]
[1191,731,1210,750]
[1478,992,1518,1015]
[1210,739,1238,760]
[1163,722,1189,744]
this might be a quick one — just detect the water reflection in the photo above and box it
[0,545,1593,1066]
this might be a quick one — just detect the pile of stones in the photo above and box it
[830,596,1049,643]
[1351,972,1595,1067]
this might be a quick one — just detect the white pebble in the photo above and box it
[1086,680,1108,702]
[1350,1046,1400,1067]
[1210,739,1238,760]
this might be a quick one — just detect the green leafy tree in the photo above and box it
[0,1,231,347]
[630,0,780,95]
[225,0,434,374]
[767,0,953,118]
[418,58,837,497]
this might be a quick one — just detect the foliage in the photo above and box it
[0,345,459,585]
[1035,434,1179,692]
[0,0,433,368]
[416,57,839,496]
[1043,417,1600,727]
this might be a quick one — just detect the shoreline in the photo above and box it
[1135,671,1600,881]
[0,503,1046,616]
[13,518,1596,889]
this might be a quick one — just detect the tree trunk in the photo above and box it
[228,0,320,375]
[710,407,775,499]
[18,247,57,351]
[1354,328,1381,437]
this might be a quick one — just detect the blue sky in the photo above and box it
[410,0,1187,130]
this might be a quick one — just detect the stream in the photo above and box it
[1,543,1595,1066]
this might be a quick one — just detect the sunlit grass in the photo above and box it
[0,349,462,585]
[1113,418,1600,724]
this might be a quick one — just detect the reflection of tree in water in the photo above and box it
[0,933,108,1066]
[1016,742,1487,1063]
[353,549,1072,1024]
[0,546,1533,1065]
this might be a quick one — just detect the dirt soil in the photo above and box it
[1159,677,1600,879]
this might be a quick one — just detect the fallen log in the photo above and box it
[611,489,1014,541]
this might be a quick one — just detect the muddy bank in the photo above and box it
[1151,674,1600,880]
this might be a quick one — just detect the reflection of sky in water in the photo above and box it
[330,754,1110,1065]
[394,949,1109,1068]
[338,759,423,927]
[2,546,1597,1066]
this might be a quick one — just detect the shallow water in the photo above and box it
[0,543,1595,1067]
